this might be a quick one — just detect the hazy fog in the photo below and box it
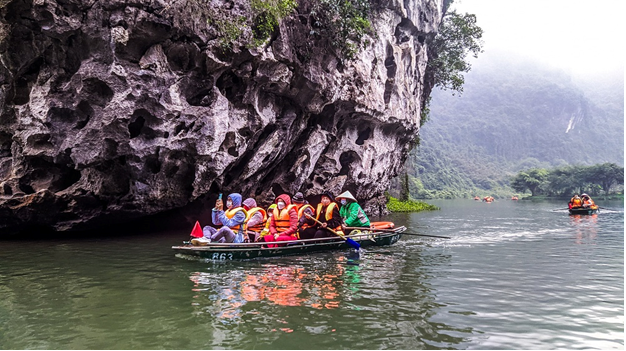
[451,0,625,80]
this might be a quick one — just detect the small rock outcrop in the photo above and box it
[0,0,442,235]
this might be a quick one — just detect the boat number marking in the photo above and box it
[212,253,233,260]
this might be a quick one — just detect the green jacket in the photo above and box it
[339,201,370,227]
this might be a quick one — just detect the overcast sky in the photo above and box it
[450,0,625,79]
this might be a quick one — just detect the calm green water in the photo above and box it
[0,200,623,349]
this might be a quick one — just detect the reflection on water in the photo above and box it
[181,249,473,349]
[569,214,598,245]
[189,259,351,320]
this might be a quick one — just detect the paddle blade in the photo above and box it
[190,221,203,238]
[346,238,361,250]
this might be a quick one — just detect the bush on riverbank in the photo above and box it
[387,196,440,212]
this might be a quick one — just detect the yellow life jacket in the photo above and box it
[297,204,315,226]
[224,207,248,230]
[315,202,343,234]
[244,207,267,232]
[272,204,297,233]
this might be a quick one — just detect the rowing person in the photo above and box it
[335,190,370,233]
[581,194,596,209]
[309,191,343,240]
[202,193,247,243]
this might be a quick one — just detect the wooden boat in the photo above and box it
[172,226,406,260]
[569,207,599,215]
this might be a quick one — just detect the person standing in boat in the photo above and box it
[335,190,370,232]
[308,191,343,240]
[202,193,248,243]
[292,192,316,240]
[262,194,299,246]
[242,198,267,242]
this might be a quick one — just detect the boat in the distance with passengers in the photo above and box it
[172,222,406,260]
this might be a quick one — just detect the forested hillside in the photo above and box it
[392,53,624,199]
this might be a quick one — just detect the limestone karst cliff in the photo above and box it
[0,0,442,235]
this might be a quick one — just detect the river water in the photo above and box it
[0,199,623,349]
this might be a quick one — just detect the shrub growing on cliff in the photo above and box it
[309,0,372,59]
[208,0,297,50]
[251,0,298,46]
[426,11,483,94]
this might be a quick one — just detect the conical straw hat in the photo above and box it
[335,190,357,202]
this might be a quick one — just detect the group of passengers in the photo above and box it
[195,190,371,246]
[568,193,596,209]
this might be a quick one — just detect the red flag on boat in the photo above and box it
[190,221,203,238]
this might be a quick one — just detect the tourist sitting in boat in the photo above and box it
[307,191,343,240]
[569,194,582,209]
[242,198,267,242]
[202,193,248,243]
[256,203,276,241]
[292,192,316,239]
[581,194,596,208]
[335,190,370,231]
[262,194,299,247]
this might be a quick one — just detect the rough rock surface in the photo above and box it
[0,0,442,235]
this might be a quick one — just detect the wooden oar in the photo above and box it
[344,226,451,239]
[306,214,361,250]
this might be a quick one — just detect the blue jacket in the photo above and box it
[212,193,246,243]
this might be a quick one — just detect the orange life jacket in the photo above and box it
[224,207,248,231]
[244,207,267,232]
[571,198,582,207]
[272,204,297,233]
[315,202,343,235]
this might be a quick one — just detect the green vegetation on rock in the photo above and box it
[309,0,372,59]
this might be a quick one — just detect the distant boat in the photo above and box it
[569,206,598,215]
[473,196,480,201]
[483,196,494,203]
[511,196,519,200]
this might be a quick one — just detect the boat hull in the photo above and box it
[569,207,598,215]
[172,229,404,260]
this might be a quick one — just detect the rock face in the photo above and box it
[0,0,442,235]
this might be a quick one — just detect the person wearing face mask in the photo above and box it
[311,191,343,240]
[201,193,248,243]
[263,194,298,247]
[242,198,267,242]
[335,190,370,232]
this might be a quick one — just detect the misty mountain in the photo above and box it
[395,53,624,199]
